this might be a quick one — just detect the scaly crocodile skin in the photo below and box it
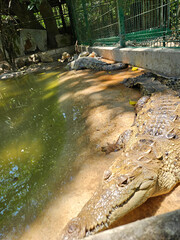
[66,57,128,71]
[61,92,180,240]
[122,72,180,95]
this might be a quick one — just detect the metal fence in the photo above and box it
[67,0,180,48]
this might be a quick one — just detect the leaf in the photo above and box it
[129,100,137,106]
[132,67,138,71]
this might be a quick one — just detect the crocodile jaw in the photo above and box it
[61,163,157,239]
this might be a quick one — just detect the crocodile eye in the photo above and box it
[117,175,128,187]
[103,170,112,180]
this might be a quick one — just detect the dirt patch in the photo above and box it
[18,67,180,240]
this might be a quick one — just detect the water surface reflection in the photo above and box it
[0,71,84,239]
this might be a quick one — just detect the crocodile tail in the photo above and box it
[103,63,128,71]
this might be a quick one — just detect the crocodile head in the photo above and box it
[61,92,180,239]
[61,150,159,240]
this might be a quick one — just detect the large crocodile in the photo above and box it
[61,92,180,240]
[66,57,128,71]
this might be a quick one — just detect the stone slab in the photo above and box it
[84,209,180,240]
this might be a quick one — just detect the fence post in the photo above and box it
[117,0,125,47]
[81,0,92,45]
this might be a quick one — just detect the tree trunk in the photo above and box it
[39,0,59,49]
[10,0,43,29]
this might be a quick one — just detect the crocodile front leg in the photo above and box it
[101,129,133,154]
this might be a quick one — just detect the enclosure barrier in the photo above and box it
[67,0,179,48]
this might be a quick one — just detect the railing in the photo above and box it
[67,0,180,48]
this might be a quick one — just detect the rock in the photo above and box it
[16,58,26,69]
[59,52,71,62]
[0,67,3,74]
[39,52,53,63]
[20,66,27,71]
[28,54,40,64]
[85,209,180,240]
[2,62,11,71]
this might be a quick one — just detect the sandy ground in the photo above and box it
[18,66,180,240]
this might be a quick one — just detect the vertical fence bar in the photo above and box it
[175,0,179,39]
[117,0,125,47]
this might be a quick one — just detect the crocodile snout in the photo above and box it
[61,217,86,240]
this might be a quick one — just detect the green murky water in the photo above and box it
[0,71,83,239]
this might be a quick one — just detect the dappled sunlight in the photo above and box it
[56,68,143,115]
[74,85,104,97]
[58,92,73,103]
[42,90,55,100]
[0,70,68,239]
[36,71,59,82]
[45,78,61,91]
[68,80,80,88]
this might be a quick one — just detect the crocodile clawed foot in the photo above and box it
[101,142,120,154]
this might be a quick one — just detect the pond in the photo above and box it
[0,68,144,239]
[0,70,89,239]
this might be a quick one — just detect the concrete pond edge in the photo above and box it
[79,46,180,78]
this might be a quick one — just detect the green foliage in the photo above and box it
[34,11,46,28]
[19,0,42,10]
[27,0,42,10]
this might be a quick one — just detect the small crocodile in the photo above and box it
[61,92,180,240]
[66,57,128,71]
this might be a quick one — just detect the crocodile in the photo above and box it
[122,72,180,95]
[66,57,128,71]
[61,92,180,240]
